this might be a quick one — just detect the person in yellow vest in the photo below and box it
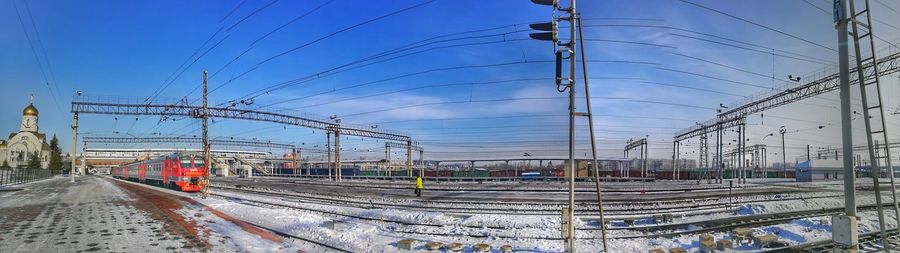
[415,176,423,197]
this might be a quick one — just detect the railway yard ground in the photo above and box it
[0,176,301,253]
[5,174,900,252]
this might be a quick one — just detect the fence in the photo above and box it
[0,169,54,187]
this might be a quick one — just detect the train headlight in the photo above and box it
[182,177,189,181]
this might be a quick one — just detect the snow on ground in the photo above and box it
[176,206,301,252]
[193,178,900,252]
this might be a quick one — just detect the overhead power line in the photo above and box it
[338,96,720,118]
[677,0,836,52]
[668,33,833,66]
[207,0,335,81]
[148,0,279,103]
[223,20,669,106]
[219,0,248,23]
[210,0,438,95]
[259,60,651,109]
[13,0,63,113]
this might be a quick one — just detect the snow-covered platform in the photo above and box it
[0,176,298,253]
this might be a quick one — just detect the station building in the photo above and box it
[0,100,51,169]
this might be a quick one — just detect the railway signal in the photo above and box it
[530,0,607,251]
[528,21,558,43]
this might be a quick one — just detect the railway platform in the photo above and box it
[0,176,298,253]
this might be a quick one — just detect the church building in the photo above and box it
[0,100,51,168]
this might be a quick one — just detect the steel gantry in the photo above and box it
[675,44,900,141]
[675,116,746,184]
[384,141,423,176]
[82,136,296,149]
[723,144,766,179]
[625,138,649,178]
[672,38,900,185]
[81,136,318,176]
[71,96,411,141]
[70,94,414,182]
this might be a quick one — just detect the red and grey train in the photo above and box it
[111,153,207,192]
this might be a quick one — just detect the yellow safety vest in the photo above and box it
[416,177,423,188]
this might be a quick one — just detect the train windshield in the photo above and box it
[179,155,204,168]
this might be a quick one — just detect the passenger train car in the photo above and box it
[111,153,207,192]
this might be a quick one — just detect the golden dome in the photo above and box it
[23,104,38,117]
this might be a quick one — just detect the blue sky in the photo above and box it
[2,0,900,162]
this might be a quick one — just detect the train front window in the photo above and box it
[180,156,193,168]
[180,156,204,168]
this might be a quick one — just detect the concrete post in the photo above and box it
[70,112,78,182]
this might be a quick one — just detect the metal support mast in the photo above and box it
[849,0,900,247]
[739,123,746,184]
[385,144,391,170]
[71,111,78,183]
[406,139,413,176]
[700,131,708,182]
[576,14,608,252]
[326,131,332,180]
[716,122,723,183]
[200,71,210,198]
[335,127,341,182]
[527,0,590,251]
[835,0,859,251]
[564,1,577,250]
[672,141,679,180]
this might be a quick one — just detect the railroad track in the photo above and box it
[207,185,864,242]
[212,178,829,207]
[238,215,354,253]
[610,203,900,240]
[209,183,838,217]
[206,190,582,241]
[787,228,900,252]
[223,176,772,194]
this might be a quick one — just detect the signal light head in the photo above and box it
[529,21,558,42]
[531,0,558,8]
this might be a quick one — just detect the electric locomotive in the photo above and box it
[111,153,207,192]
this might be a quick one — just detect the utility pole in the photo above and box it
[335,126,341,182]
[528,0,587,251]
[834,0,858,251]
[70,111,78,183]
[81,142,86,178]
[565,1,577,249]
[738,124,745,184]
[407,140,413,177]
[672,141,678,180]
[327,131,332,180]
[780,127,787,179]
[717,122,723,184]
[201,70,210,199]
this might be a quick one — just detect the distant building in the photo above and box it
[795,159,845,182]
[0,98,51,168]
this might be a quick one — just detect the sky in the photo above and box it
[2,0,900,164]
